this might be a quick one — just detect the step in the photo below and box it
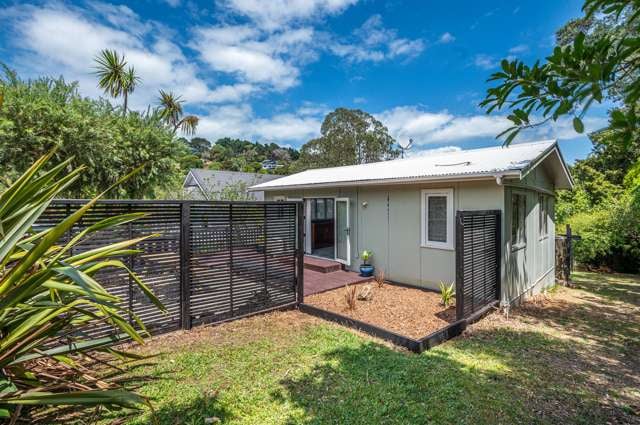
[303,256,342,273]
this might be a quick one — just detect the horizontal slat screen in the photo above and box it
[455,210,501,320]
[36,200,301,339]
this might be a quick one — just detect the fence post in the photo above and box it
[296,202,305,305]
[564,223,572,284]
[455,211,464,320]
[180,202,192,330]
[495,210,502,304]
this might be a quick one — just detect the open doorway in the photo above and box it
[307,198,334,258]
[304,197,350,265]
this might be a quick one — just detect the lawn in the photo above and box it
[83,271,640,424]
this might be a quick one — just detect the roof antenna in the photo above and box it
[398,138,413,159]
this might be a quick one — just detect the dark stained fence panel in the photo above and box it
[455,210,501,320]
[37,200,301,339]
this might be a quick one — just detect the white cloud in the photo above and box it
[330,15,425,63]
[222,0,358,31]
[439,32,455,44]
[2,2,245,109]
[163,0,181,7]
[192,24,317,91]
[508,44,529,54]
[473,54,498,70]
[196,104,322,142]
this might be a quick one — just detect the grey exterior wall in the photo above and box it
[265,180,504,291]
[502,165,556,305]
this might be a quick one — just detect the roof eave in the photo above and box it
[249,171,521,191]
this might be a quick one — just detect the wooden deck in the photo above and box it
[303,256,370,296]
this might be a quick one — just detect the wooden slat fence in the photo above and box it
[455,210,501,320]
[36,200,303,338]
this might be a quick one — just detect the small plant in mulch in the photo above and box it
[374,269,385,288]
[439,281,455,307]
[357,284,373,301]
[344,284,358,310]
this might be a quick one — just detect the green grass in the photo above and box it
[95,271,639,425]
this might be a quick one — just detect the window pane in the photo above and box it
[326,199,334,219]
[316,199,325,220]
[511,194,519,243]
[428,196,447,242]
[310,199,317,220]
[538,195,544,235]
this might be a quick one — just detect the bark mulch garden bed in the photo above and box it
[304,281,456,339]
[300,280,498,352]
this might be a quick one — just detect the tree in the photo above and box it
[188,137,212,157]
[0,66,189,198]
[480,0,640,144]
[296,108,398,169]
[93,49,140,114]
[157,90,199,135]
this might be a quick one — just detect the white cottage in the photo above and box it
[250,140,573,306]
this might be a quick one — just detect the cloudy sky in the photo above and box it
[0,0,611,162]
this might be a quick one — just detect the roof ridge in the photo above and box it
[296,139,556,173]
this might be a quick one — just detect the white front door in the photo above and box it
[334,198,350,265]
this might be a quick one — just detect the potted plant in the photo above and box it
[359,250,374,277]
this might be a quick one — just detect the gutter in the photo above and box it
[248,171,522,192]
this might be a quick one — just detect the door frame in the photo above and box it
[334,197,351,266]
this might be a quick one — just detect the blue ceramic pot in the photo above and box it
[359,264,374,277]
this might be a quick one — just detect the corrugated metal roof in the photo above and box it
[250,140,565,190]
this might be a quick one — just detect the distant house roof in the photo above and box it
[184,169,283,200]
[250,140,573,191]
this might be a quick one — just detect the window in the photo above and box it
[511,192,527,248]
[538,194,548,237]
[421,189,454,250]
[273,196,286,202]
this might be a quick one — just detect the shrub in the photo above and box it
[439,281,455,307]
[0,66,189,198]
[374,269,385,288]
[0,152,164,421]
[344,284,357,310]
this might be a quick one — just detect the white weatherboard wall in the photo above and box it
[266,180,504,291]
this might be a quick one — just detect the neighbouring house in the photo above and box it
[250,140,573,306]
[183,169,283,201]
[261,159,278,170]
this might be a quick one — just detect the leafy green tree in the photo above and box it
[296,108,398,169]
[188,136,212,157]
[157,90,199,135]
[0,66,188,198]
[93,49,140,114]
[480,0,640,144]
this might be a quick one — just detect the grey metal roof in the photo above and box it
[186,169,283,194]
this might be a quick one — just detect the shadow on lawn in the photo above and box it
[276,274,640,424]
[276,328,637,425]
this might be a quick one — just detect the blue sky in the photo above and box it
[0,0,611,162]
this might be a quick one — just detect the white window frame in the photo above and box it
[511,191,527,250]
[421,188,454,250]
